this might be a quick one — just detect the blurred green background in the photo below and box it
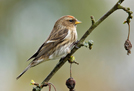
[0,0,134,91]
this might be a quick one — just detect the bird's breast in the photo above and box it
[65,28,77,42]
[48,27,77,60]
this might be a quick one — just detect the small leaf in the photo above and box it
[123,21,127,24]
[30,80,35,85]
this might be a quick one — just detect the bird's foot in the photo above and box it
[73,40,80,49]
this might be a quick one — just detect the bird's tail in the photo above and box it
[16,64,31,80]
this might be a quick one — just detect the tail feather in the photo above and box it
[16,65,31,80]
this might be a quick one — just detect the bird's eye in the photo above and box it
[69,20,74,22]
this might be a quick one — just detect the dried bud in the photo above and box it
[30,80,39,86]
[30,80,35,85]
[68,56,75,63]
[88,40,94,50]
[124,39,132,55]
[130,15,133,19]
[66,77,76,90]
[127,7,130,10]
[123,21,127,24]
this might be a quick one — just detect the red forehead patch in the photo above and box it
[68,15,74,18]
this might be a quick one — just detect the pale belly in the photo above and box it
[48,43,72,60]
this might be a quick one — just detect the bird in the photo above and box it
[16,15,81,79]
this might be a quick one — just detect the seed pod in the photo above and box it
[124,39,132,55]
[66,77,76,90]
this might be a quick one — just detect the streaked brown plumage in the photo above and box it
[16,15,81,79]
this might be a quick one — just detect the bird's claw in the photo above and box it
[73,40,80,49]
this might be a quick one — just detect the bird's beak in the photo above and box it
[75,20,82,25]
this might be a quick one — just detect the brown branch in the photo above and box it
[32,0,132,90]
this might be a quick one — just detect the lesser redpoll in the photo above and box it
[16,15,81,79]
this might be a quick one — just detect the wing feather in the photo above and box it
[27,28,68,61]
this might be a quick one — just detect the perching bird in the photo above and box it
[16,15,81,79]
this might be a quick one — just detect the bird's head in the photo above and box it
[54,15,81,29]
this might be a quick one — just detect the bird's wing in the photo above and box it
[46,28,69,42]
[27,28,69,61]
